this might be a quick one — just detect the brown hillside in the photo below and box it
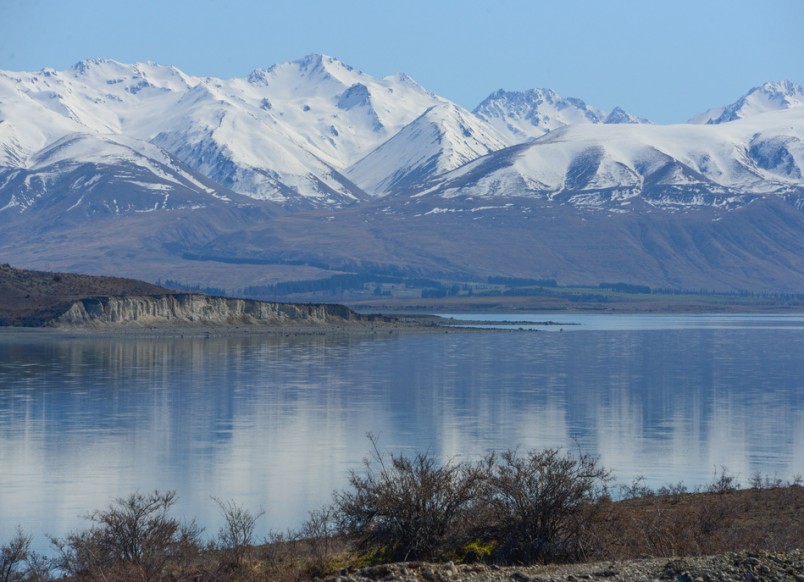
[0,263,174,326]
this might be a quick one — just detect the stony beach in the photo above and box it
[322,550,804,582]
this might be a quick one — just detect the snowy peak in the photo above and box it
[67,58,196,94]
[68,57,124,76]
[473,87,646,144]
[237,53,443,170]
[691,80,804,124]
[346,102,508,196]
[604,106,647,125]
[295,53,356,80]
[249,53,364,97]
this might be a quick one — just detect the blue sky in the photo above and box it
[0,0,801,123]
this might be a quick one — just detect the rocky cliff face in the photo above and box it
[52,293,367,327]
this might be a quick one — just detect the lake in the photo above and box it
[1,313,803,549]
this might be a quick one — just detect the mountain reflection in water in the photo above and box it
[1,315,802,550]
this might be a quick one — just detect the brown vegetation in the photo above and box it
[1,444,802,581]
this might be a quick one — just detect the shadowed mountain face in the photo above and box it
[1,57,803,292]
[179,194,804,292]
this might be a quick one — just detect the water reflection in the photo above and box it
[1,321,802,549]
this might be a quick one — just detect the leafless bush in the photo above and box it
[50,490,200,582]
[656,481,688,500]
[1,527,50,582]
[332,439,615,565]
[259,529,308,579]
[333,434,484,562]
[618,475,654,500]
[1,527,30,582]
[298,505,339,575]
[480,448,612,564]
[212,497,264,570]
[706,465,739,494]
[746,471,804,490]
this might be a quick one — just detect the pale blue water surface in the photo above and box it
[1,313,803,549]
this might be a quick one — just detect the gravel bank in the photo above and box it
[319,550,804,582]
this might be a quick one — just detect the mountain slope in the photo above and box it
[345,102,509,196]
[180,188,804,292]
[0,131,257,219]
[148,80,367,208]
[414,107,804,211]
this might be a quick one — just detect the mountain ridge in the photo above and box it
[2,56,801,209]
[1,55,803,293]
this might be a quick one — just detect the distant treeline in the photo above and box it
[487,276,558,287]
[159,272,804,304]
[654,287,804,300]
[156,279,228,297]
[599,282,652,294]
[241,273,450,298]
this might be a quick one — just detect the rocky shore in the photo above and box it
[51,293,387,327]
[322,550,804,582]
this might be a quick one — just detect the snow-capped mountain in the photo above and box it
[346,102,509,196]
[473,87,648,144]
[415,107,804,210]
[2,55,804,292]
[4,55,799,212]
[690,81,804,124]
[0,55,447,208]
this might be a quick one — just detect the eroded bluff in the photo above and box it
[53,294,370,327]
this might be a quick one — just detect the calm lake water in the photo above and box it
[1,313,803,549]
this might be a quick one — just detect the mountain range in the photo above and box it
[1,55,803,293]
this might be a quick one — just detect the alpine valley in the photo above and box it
[1,55,804,294]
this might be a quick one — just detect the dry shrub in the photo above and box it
[593,475,804,561]
[256,530,314,581]
[1,527,51,582]
[212,497,264,572]
[50,490,202,582]
[333,434,485,562]
[332,438,612,566]
[479,448,612,564]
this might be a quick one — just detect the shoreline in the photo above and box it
[4,486,801,581]
[351,298,804,315]
[0,314,510,339]
[2,308,802,338]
